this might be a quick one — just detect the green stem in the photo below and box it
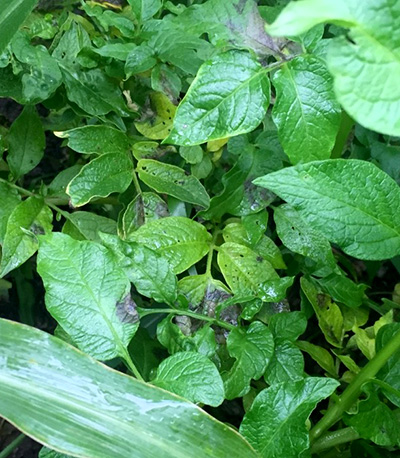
[364,378,400,399]
[310,327,400,442]
[331,111,355,159]
[0,434,25,458]
[139,308,236,331]
[205,229,220,278]
[120,348,144,381]
[132,169,142,196]
[311,428,359,455]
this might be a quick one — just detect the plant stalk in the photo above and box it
[311,428,359,454]
[310,327,400,442]
[0,434,25,458]
[139,308,236,331]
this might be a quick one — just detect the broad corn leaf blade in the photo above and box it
[0,318,257,458]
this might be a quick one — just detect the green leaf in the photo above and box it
[128,217,211,274]
[0,318,258,458]
[62,212,117,243]
[177,0,283,57]
[0,182,20,244]
[254,160,400,260]
[266,0,353,37]
[39,447,71,458]
[344,390,400,447]
[157,316,217,359]
[264,341,305,385]
[274,204,337,271]
[301,277,344,348]
[268,311,307,345]
[268,0,400,136]
[179,145,203,165]
[11,32,62,103]
[7,105,45,179]
[272,55,341,164]
[121,192,169,239]
[296,341,337,377]
[376,323,400,407]
[55,126,130,155]
[166,50,270,146]
[99,232,177,305]
[137,159,210,208]
[153,352,224,407]
[37,233,138,361]
[223,322,274,400]
[217,242,279,299]
[67,153,133,207]
[128,0,162,22]
[0,0,38,54]
[125,43,157,77]
[316,273,367,308]
[135,92,176,140]
[0,197,52,278]
[240,377,339,457]
[222,223,285,270]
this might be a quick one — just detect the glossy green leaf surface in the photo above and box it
[0,318,257,458]
[274,204,337,271]
[272,56,340,164]
[62,212,117,243]
[128,217,211,274]
[268,0,400,136]
[137,159,210,208]
[255,160,400,260]
[218,242,279,298]
[55,126,130,155]
[223,322,274,400]
[99,233,177,306]
[240,377,339,458]
[0,0,38,53]
[166,50,270,145]
[264,341,304,385]
[37,233,137,361]
[7,105,45,179]
[153,352,224,407]
[67,153,133,207]
[0,197,52,278]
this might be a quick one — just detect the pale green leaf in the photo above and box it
[272,55,341,164]
[301,277,344,348]
[0,0,38,54]
[240,377,339,458]
[128,217,211,274]
[166,50,270,146]
[0,197,52,277]
[7,105,45,179]
[128,0,162,22]
[217,242,279,298]
[223,322,274,400]
[296,341,337,377]
[255,160,400,260]
[37,233,137,361]
[0,318,258,458]
[67,153,133,207]
[153,352,224,407]
[137,159,210,208]
[55,126,130,155]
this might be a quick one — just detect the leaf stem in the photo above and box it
[311,428,359,454]
[310,327,400,442]
[139,307,236,331]
[132,169,142,196]
[120,347,144,381]
[0,433,25,458]
[205,229,220,278]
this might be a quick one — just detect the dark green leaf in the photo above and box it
[240,377,339,457]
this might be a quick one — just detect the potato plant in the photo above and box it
[1,0,400,457]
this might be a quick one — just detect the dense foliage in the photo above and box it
[1,0,400,457]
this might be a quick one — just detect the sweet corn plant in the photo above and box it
[1,0,400,457]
